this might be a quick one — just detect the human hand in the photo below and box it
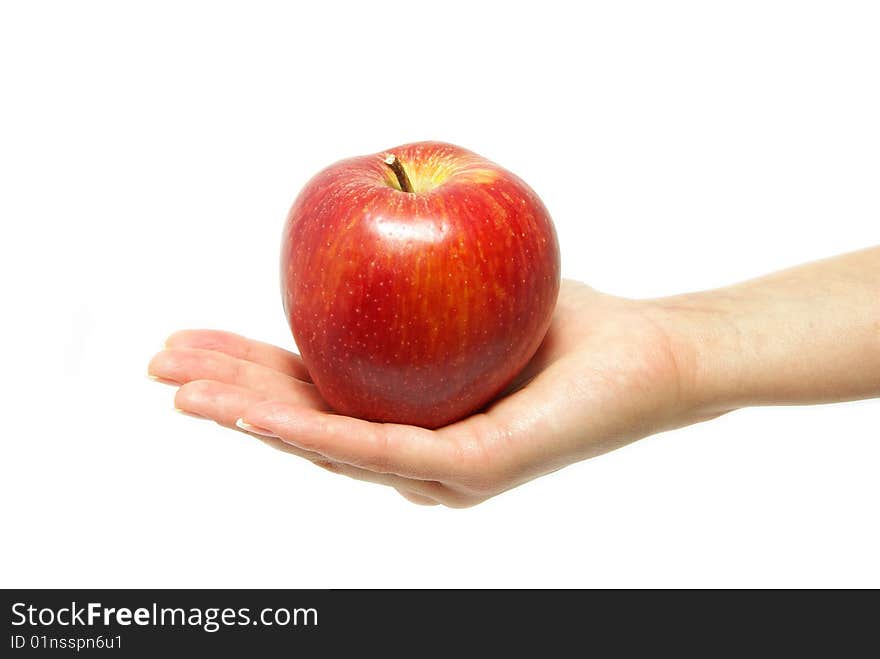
[148,280,711,507]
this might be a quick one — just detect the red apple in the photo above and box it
[281,141,560,428]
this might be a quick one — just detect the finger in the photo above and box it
[165,329,311,382]
[175,380,333,465]
[241,424,452,501]
[237,402,466,481]
[255,433,345,464]
[312,459,452,500]
[150,348,328,409]
[175,380,268,427]
[175,381,453,500]
[396,488,440,506]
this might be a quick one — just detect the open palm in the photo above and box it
[149,280,693,507]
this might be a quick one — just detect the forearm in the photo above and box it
[659,247,880,413]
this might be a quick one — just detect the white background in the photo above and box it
[2,1,878,588]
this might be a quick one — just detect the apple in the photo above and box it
[281,141,560,428]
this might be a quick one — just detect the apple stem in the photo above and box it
[384,154,414,193]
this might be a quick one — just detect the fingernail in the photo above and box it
[175,407,206,420]
[148,373,180,385]
[235,418,279,438]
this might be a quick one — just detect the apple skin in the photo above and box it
[281,141,560,428]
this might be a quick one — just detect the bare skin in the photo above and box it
[148,247,880,507]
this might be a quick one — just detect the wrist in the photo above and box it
[645,289,748,420]
[643,248,880,417]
